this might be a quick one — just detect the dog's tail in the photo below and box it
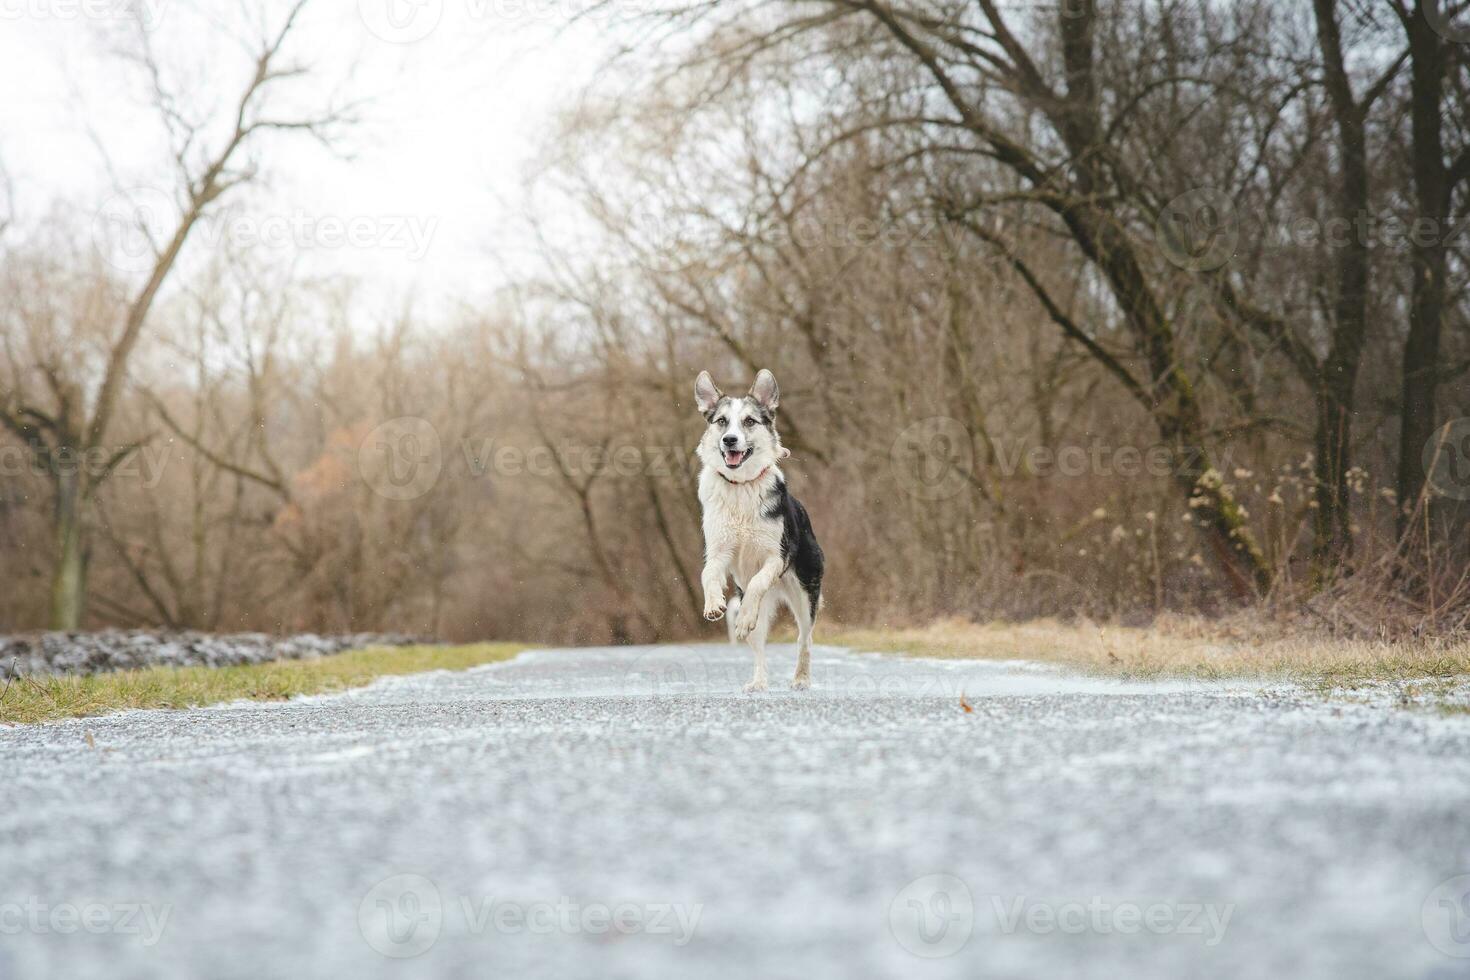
[726,589,742,644]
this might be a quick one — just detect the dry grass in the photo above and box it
[821,617,1470,685]
[0,643,530,726]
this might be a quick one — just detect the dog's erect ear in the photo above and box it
[749,369,779,414]
[694,371,723,414]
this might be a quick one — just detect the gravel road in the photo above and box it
[4,643,1470,979]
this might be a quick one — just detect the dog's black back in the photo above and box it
[765,478,824,617]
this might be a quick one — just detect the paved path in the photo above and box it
[4,644,1470,979]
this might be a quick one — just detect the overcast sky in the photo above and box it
[0,0,624,315]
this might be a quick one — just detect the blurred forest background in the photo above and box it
[1,0,1468,644]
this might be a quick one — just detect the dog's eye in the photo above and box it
[714,417,726,427]
[742,417,755,427]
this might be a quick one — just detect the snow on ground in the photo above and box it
[0,630,421,678]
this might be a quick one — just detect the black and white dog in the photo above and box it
[694,369,824,692]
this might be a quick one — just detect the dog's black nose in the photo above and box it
[722,435,739,448]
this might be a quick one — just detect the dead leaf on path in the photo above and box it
[960,692,973,713]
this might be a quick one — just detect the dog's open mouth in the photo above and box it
[723,448,752,469]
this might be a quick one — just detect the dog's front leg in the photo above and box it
[732,557,782,642]
[701,547,733,621]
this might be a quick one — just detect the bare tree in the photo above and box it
[1300,0,1403,571]
[1392,0,1470,539]
[2,0,1465,640]
[580,0,1281,592]
[0,1,354,628]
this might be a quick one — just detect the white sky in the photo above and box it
[0,0,626,316]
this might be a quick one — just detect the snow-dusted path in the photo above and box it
[4,643,1469,979]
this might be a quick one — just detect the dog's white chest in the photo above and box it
[699,472,783,575]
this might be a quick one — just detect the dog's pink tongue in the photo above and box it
[724,450,744,467]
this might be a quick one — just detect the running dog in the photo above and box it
[693,369,824,692]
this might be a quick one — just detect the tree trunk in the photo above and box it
[1396,1,1450,537]
[50,470,88,630]
[1311,369,1358,576]
[1162,407,1274,598]
[1310,0,1371,576]
[1061,206,1274,595]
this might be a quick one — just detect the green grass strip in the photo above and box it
[0,643,530,725]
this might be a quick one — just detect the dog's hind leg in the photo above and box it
[789,582,814,691]
[743,592,776,693]
[725,588,743,645]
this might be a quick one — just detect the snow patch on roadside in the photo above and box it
[0,630,423,679]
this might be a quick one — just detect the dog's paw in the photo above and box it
[703,599,725,621]
[732,608,759,641]
[743,678,768,693]
[789,675,811,691]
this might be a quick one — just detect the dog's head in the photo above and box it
[694,369,785,480]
